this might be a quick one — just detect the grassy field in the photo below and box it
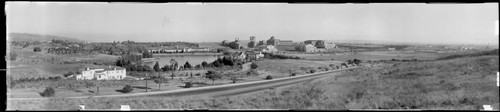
[288,51,458,61]
[8,50,498,110]
[7,59,336,99]
[253,59,343,78]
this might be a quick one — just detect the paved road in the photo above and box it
[9,67,358,100]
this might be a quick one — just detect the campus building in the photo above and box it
[76,66,127,80]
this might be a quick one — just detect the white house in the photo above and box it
[76,66,126,80]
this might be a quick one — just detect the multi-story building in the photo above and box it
[266,36,279,46]
[296,44,317,52]
[278,40,293,46]
[304,40,335,49]
[76,66,126,80]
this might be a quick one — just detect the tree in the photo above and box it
[153,61,161,72]
[250,62,258,69]
[154,75,167,90]
[184,61,192,69]
[34,47,42,52]
[171,72,176,79]
[201,61,208,68]
[122,85,134,93]
[206,71,222,85]
[40,87,55,97]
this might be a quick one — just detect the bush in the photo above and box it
[34,47,42,52]
[63,72,74,77]
[184,82,193,88]
[250,62,258,69]
[290,73,297,77]
[266,75,273,80]
[122,85,134,93]
[310,69,316,73]
[40,87,55,97]
[230,77,238,83]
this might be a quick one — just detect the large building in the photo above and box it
[248,36,257,48]
[295,44,317,52]
[226,37,254,49]
[278,40,294,46]
[266,36,279,46]
[76,66,126,80]
[304,40,336,49]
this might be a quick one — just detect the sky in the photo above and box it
[6,2,499,45]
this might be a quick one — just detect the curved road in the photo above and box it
[9,67,358,100]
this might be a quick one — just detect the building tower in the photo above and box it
[248,36,256,48]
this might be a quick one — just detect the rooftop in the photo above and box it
[84,66,126,71]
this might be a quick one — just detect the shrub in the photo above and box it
[266,75,273,80]
[63,72,74,77]
[184,82,193,88]
[310,69,316,73]
[33,47,42,52]
[230,77,238,83]
[250,62,258,69]
[122,85,134,93]
[290,73,297,77]
[40,87,55,97]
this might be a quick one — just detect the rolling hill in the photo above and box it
[7,32,87,42]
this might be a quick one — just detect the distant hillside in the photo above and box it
[7,32,86,42]
[436,49,499,60]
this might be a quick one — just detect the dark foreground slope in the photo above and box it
[8,54,499,110]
